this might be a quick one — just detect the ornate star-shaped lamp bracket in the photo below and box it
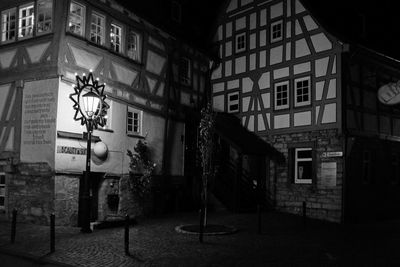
[69,71,110,132]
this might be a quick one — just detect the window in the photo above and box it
[294,148,313,184]
[68,1,85,36]
[110,23,122,53]
[0,173,5,211]
[18,3,34,39]
[271,20,283,42]
[36,0,52,34]
[90,12,105,45]
[294,77,311,107]
[274,81,289,110]
[127,107,142,135]
[235,32,246,53]
[1,8,16,43]
[228,92,239,113]
[180,57,191,85]
[127,30,141,61]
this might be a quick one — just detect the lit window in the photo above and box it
[294,77,311,107]
[235,32,246,53]
[1,8,16,43]
[180,57,191,85]
[0,173,5,211]
[127,30,141,61]
[37,0,53,34]
[18,3,34,39]
[127,107,142,135]
[271,20,283,42]
[228,92,239,113]
[68,1,85,36]
[90,12,105,45]
[110,23,122,53]
[294,148,312,184]
[274,81,289,110]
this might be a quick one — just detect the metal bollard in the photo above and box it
[124,214,129,255]
[257,204,262,234]
[303,201,307,229]
[50,213,55,253]
[11,209,17,243]
[199,208,204,243]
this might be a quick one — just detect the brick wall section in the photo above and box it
[8,163,54,225]
[54,175,79,226]
[264,129,344,223]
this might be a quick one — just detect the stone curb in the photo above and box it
[174,224,238,236]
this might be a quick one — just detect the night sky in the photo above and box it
[117,0,400,59]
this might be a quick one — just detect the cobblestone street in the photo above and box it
[1,211,400,266]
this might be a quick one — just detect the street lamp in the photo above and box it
[70,71,109,233]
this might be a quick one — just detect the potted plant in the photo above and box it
[125,139,156,216]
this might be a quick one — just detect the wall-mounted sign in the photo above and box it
[378,82,400,105]
[321,151,343,158]
[56,146,86,155]
[321,162,337,187]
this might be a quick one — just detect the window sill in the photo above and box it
[96,128,114,133]
[127,133,145,139]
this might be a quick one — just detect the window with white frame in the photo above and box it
[235,32,246,53]
[294,76,311,107]
[110,23,122,53]
[36,0,52,34]
[271,20,283,42]
[274,81,289,110]
[1,8,16,43]
[127,107,142,135]
[180,57,191,85]
[294,148,313,184]
[0,173,5,211]
[68,1,85,36]
[127,30,141,61]
[228,92,239,113]
[18,3,34,39]
[90,12,105,45]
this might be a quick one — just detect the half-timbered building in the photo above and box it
[0,0,210,225]
[211,0,400,223]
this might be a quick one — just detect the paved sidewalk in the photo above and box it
[1,211,400,266]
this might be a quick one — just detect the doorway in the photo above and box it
[78,172,103,225]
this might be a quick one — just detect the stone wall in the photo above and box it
[8,163,54,225]
[54,175,79,226]
[265,129,344,223]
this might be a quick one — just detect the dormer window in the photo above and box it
[271,20,283,43]
[37,0,53,35]
[68,1,85,36]
[1,8,17,43]
[127,30,141,62]
[18,3,34,39]
[90,12,105,45]
[235,32,246,53]
[110,23,122,53]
